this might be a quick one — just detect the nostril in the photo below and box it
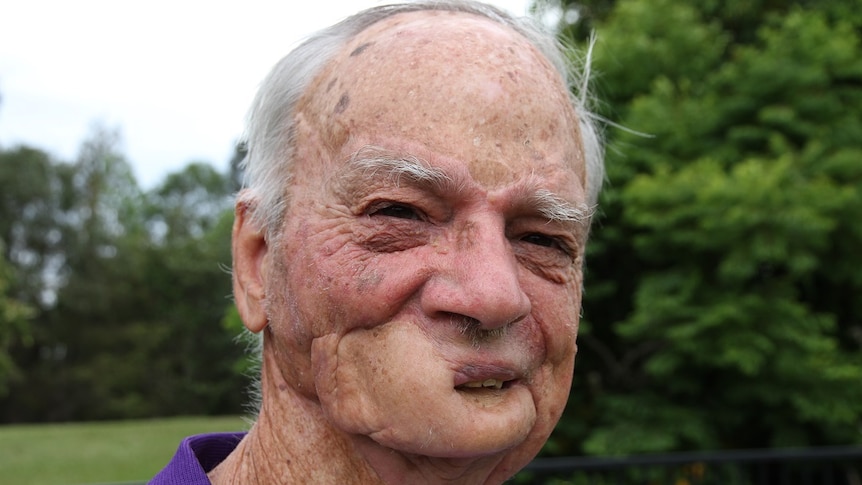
[420,272,530,332]
[505,313,528,327]
[450,314,481,334]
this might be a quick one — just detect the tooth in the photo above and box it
[461,379,507,390]
[482,379,499,388]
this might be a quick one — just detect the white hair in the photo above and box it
[239,0,605,237]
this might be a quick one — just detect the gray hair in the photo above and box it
[239,0,605,236]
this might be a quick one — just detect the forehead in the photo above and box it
[295,10,585,195]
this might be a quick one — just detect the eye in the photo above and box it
[368,202,425,221]
[521,232,561,249]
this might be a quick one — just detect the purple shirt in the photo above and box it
[149,432,246,484]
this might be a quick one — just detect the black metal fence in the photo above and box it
[515,446,862,485]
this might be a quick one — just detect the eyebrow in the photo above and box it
[528,188,595,226]
[335,145,593,226]
[336,145,458,193]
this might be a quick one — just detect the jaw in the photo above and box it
[310,322,545,459]
[311,330,550,484]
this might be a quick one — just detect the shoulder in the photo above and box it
[149,432,247,485]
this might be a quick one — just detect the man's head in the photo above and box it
[230,1,603,482]
[240,1,603,235]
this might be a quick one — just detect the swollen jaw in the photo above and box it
[314,324,541,457]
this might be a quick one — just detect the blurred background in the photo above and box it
[1,0,861,483]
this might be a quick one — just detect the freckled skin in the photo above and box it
[216,10,588,485]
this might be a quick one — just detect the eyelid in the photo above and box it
[365,200,427,221]
[354,184,452,221]
[511,220,581,258]
[530,232,576,255]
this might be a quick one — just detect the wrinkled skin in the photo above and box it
[212,10,589,485]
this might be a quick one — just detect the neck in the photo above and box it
[208,344,381,484]
[208,339,509,484]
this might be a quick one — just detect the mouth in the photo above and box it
[456,378,513,390]
[453,364,520,392]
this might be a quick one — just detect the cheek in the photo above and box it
[306,235,440,338]
[310,323,446,436]
[529,278,581,367]
[521,279,580,433]
[315,251,419,331]
[279,220,402,333]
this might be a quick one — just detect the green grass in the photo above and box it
[0,415,248,485]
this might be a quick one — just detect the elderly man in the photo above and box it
[151,0,602,483]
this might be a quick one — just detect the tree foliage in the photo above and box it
[0,247,33,397]
[0,126,246,422]
[546,0,862,455]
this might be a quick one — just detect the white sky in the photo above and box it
[0,0,533,189]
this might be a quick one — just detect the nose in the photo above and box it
[420,218,531,330]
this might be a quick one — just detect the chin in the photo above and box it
[335,386,536,459]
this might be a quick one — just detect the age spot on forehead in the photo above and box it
[326,77,338,93]
[334,93,350,115]
[296,10,584,191]
[350,42,374,57]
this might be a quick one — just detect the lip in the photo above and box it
[453,363,520,388]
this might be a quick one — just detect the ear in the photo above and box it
[232,194,269,334]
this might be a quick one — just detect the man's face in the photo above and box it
[263,10,588,474]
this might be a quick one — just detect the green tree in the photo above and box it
[137,163,244,416]
[0,146,71,307]
[42,131,244,420]
[27,125,151,420]
[0,127,246,422]
[0,248,33,396]
[546,0,862,455]
[0,145,72,418]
